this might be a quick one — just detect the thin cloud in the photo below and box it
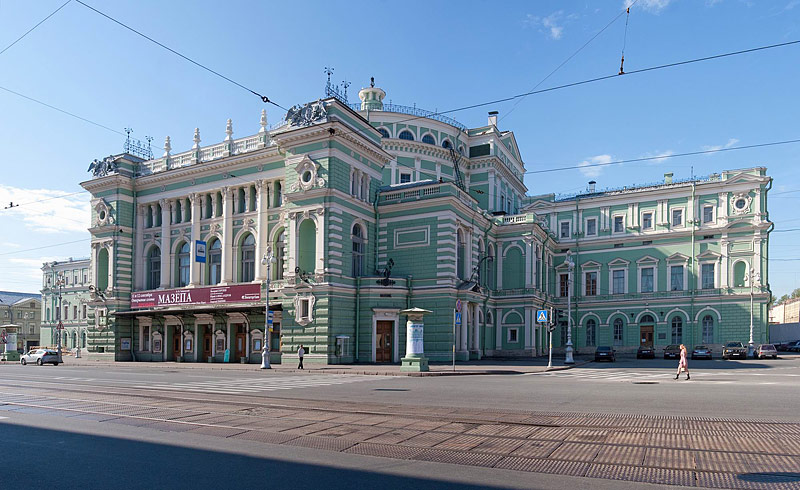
[0,185,90,234]
[643,150,675,165]
[525,11,567,40]
[579,154,613,178]
[625,0,673,12]
[701,138,739,155]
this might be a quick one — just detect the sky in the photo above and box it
[1,0,798,297]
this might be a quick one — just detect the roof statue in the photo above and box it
[285,100,328,128]
[87,155,118,177]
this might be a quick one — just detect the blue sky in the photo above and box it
[1,0,798,296]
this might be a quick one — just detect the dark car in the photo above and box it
[664,344,681,359]
[722,341,747,360]
[788,341,800,353]
[637,345,655,359]
[691,345,712,360]
[755,344,778,359]
[594,346,616,362]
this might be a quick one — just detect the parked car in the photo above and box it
[637,345,655,359]
[755,344,778,359]
[691,345,713,360]
[594,346,616,362]
[664,344,681,359]
[722,341,747,360]
[788,341,800,353]
[20,349,60,366]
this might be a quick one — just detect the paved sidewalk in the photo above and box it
[3,353,591,376]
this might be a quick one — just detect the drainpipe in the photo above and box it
[407,275,413,310]
[574,197,580,353]
[763,177,774,342]
[690,182,696,344]
[355,276,360,362]
[373,191,380,274]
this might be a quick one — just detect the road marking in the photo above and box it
[136,374,394,394]
[0,416,8,420]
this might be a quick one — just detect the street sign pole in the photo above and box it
[452,309,456,372]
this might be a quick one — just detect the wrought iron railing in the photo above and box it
[348,102,467,131]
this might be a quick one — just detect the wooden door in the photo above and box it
[640,326,654,348]
[203,332,212,361]
[173,328,181,360]
[235,333,247,360]
[376,321,393,363]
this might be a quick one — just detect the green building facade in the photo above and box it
[79,83,772,363]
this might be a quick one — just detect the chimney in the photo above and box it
[488,111,498,127]
[588,180,596,193]
[664,172,673,185]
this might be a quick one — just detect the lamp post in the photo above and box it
[747,267,760,358]
[55,272,65,363]
[564,251,575,364]
[261,249,276,369]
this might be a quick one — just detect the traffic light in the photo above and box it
[554,308,567,327]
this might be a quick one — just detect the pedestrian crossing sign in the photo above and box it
[455,312,462,326]
[536,309,548,323]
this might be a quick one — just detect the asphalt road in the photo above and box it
[2,356,800,489]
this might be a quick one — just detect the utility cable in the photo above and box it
[619,6,631,74]
[0,0,72,57]
[74,0,286,110]
[1,189,89,208]
[525,138,800,175]
[0,238,89,256]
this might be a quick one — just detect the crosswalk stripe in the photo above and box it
[136,374,390,394]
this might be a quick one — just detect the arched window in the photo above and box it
[238,188,246,213]
[352,224,365,277]
[274,181,283,207]
[702,315,714,343]
[215,191,223,217]
[613,318,624,346]
[361,175,369,201]
[733,261,747,288]
[351,172,358,196]
[458,145,465,155]
[205,194,213,219]
[82,331,87,348]
[456,229,465,280]
[207,239,222,285]
[177,242,190,287]
[586,319,596,347]
[377,127,390,139]
[297,220,316,273]
[422,134,435,145]
[147,246,161,290]
[175,200,182,224]
[275,230,285,280]
[442,139,452,150]
[97,247,109,291]
[398,130,414,141]
[240,234,255,282]
[640,314,655,324]
[671,316,683,344]
[488,244,496,290]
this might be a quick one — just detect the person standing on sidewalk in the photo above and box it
[675,344,690,380]
[297,344,305,370]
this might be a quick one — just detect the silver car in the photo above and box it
[755,344,778,359]
[20,349,60,366]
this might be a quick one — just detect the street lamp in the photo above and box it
[54,272,65,363]
[261,249,276,369]
[747,267,761,358]
[565,251,575,365]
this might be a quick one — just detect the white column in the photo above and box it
[473,303,480,352]
[496,244,504,290]
[524,307,532,350]
[720,238,729,288]
[524,240,533,287]
[495,308,502,351]
[287,214,297,276]
[488,172,495,212]
[135,204,145,290]
[159,199,170,288]
[315,211,325,274]
[221,187,233,284]
[255,180,267,280]
[460,307,468,352]
[189,193,201,286]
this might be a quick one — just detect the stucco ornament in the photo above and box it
[730,192,752,215]
[293,293,316,326]
[87,155,118,178]
[92,198,114,227]
[285,100,328,128]
[291,155,325,192]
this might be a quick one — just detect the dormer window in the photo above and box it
[377,127,390,138]
[442,140,452,150]
[398,130,414,141]
[422,134,435,145]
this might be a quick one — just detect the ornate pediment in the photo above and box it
[91,198,114,227]
[730,192,753,215]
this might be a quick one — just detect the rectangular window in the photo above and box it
[640,268,654,293]
[63,306,68,320]
[672,209,683,227]
[585,218,597,236]
[559,273,569,297]
[670,265,684,291]
[400,173,411,184]
[612,270,625,294]
[560,221,570,239]
[642,212,653,230]
[585,271,597,296]
[508,328,518,343]
[613,321,623,346]
[701,263,715,289]
[703,205,714,223]
[143,326,150,351]
[613,216,624,233]
[585,322,596,347]
[73,306,78,319]
[300,299,310,320]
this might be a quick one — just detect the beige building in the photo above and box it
[0,291,42,351]
[769,297,800,324]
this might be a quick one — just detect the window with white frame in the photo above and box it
[559,273,569,297]
[585,271,597,296]
[612,269,626,294]
[585,218,597,236]
[670,265,684,291]
[671,317,682,344]
[507,328,518,343]
[702,205,714,223]
[351,224,365,277]
[640,267,654,293]
[400,172,411,184]
[701,263,715,289]
[613,215,625,233]
[585,319,596,346]
[672,208,683,227]
[613,318,624,346]
[560,221,570,239]
[642,212,653,230]
[702,315,714,343]
[141,325,150,351]
[421,134,435,145]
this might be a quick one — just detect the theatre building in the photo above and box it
[80,81,772,363]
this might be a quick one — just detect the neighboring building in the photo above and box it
[769,297,800,324]
[78,82,772,363]
[0,291,41,351]
[40,258,92,351]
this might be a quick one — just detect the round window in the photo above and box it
[99,210,106,220]
[735,198,747,210]
[301,170,313,183]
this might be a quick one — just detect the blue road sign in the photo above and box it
[267,311,274,325]
[536,309,549,323]
[455,312,462,326]
[195,240,207,263]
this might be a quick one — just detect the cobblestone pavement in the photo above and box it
[1,379,799,489]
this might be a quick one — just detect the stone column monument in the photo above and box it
[400,307,431,372]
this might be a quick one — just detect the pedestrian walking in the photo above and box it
[298,344,305,370]
[675,343,690,380]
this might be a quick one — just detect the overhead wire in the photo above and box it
[0,0,71,57]
[74,0,286,111]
